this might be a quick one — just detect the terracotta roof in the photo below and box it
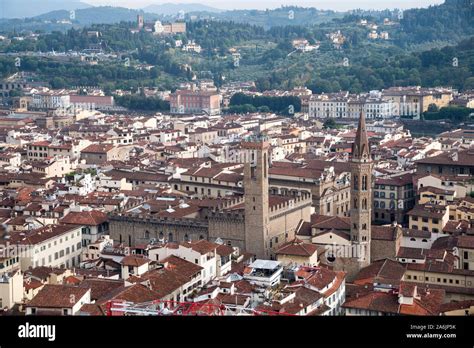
[162,255,203,278]
[419,186,455,195]
[402,228,431,238]
[416,149,474,167]
[183,239,218,255]
[216,293,250,306]
[431,234,474,250]
[78,278,124,301]
[311,214,350,231]
[24,278,44,291]
[24,266,69,282]
[121,255,150,267]
[439,300,474,313]
[407,204,447,219]
[397,247,427,260]
[128,256,203,299]
[26,285,89,308]
[295,266,338,291]
[61,210,108,226]
[95,284,160,307]
[343,291,402,314]
[371,225,399,241]
[276,239,318,257]
[8,224,79,245]
[354,259,405,286]
[82,143,114,154]
[375,173,413,186]
[457,235,474,249]
[216,244,234,257]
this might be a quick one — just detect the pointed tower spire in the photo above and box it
[346,109,373,281]
[352,111,370,161]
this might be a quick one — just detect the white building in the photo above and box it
[182,41,202,54]
[66,173,96,196]
[309,93,349,118]
[243,259,283,287]
[0,254,23,309]
[7,224,83,271]
[31,90,70,110]
[149,240,218,285]
[121,255,151,280]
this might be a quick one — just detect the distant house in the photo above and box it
[61,210,109,246]
[80,144,130,165]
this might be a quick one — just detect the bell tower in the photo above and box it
[349,111,372,274]
[243,138,270,259]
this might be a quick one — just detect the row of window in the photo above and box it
[0,256,19,269]
[374,191,396,199]
[143,231,205,242]
[411,225,439,233]
[406,274,472,286]
[374,200,396,209]
[411,216,440,224]
[36,232,80,253]
[35,250,81,268]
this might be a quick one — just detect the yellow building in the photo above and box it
[408,204,449,234]
[418,186,456,205]
[275,239,319,267]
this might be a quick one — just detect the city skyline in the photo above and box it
[0,0,472,335]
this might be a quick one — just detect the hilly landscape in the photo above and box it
[0,0,472,94]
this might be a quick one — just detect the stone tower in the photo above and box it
[348,111,373,278]
[243,138,270,259]
[137,15,144,30]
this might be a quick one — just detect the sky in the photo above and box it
[82,0,445,11]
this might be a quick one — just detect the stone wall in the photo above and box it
[109,214,208,246]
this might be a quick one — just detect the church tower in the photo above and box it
[243,138,270,259]
[349,111,373,274]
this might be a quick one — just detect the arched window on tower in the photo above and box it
[362,175,367,191]
[353,175,359,191]
[354,198,358,209]
[362,198,367,210]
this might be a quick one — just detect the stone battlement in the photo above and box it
[109,213,209,228]
[269,191,312,215]
[213,195,245,212]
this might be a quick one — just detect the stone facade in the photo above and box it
[243,140,270,259]
[109,141,312,259]
[109,214,208,246]
[347,112,373,280]
[371,226,402,262]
